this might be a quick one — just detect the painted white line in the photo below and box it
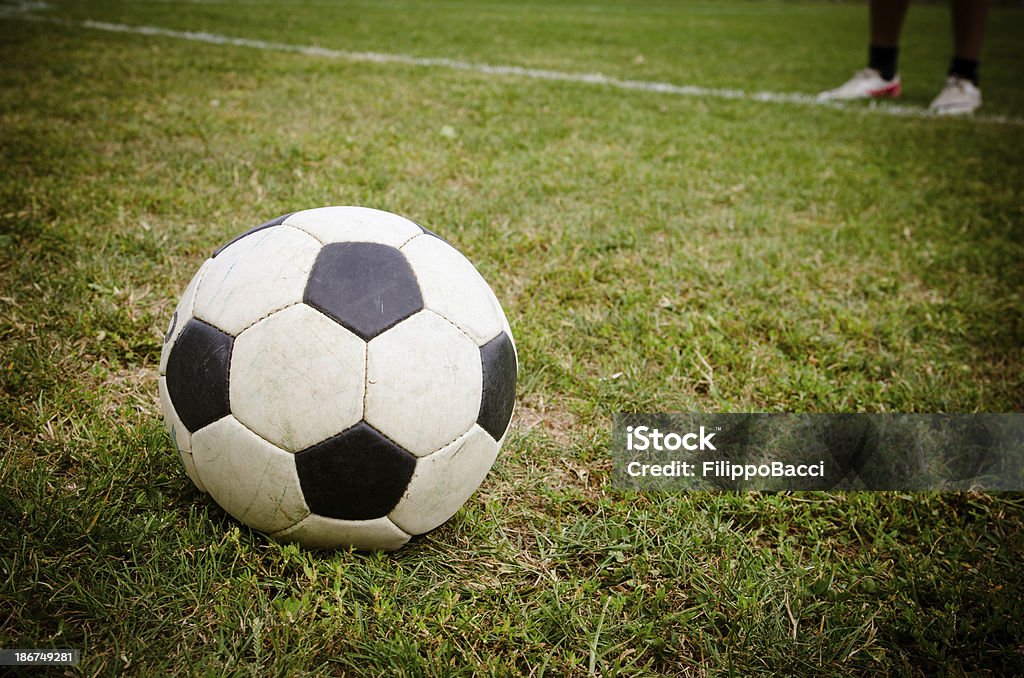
[6,1,1023,126]
[0,0,49,16]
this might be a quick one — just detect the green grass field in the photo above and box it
[2,0,1023,674]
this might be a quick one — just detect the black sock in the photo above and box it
[868,45,899,81]
[949,57,979,85]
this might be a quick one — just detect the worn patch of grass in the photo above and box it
[2,0,1023,674]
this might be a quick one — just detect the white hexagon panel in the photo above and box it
[389,424,499,535]
[193,224,321,336]
[271,514,410,551]
[230,304,365,452]
[190,416,310,534]
[364,310,483,457]
[158,376,206,493]
[159,258,210,376]
[400,233,505,345]
[285,206,423,248]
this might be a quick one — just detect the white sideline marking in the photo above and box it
[5,1,1023,126]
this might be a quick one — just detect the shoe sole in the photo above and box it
[931,105,980,116]
[866,82,901,98]
[818,81,901,101]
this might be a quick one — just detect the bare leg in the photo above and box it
[870,0,912,47]
[951,0,989,60]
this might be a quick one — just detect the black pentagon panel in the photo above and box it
[165,318,233,433]
[212,212,295,257]
[303,242,423,340]
[478,332,517,441]
[295,422,417,521]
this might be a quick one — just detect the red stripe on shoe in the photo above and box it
[868,82,901,98]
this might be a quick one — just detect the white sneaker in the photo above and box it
[818,68,901,100]
[929,75,981,115]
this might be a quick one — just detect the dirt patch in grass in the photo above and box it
[87,360,161,420]
[512,396,579,447]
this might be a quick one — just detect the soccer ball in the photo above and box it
[158,207,517,550]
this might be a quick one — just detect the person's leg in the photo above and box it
[819,0,910,99]
[931,0,989,114]
[949,0,989,84]
[868,0,912,81]
[870,0,912,47]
